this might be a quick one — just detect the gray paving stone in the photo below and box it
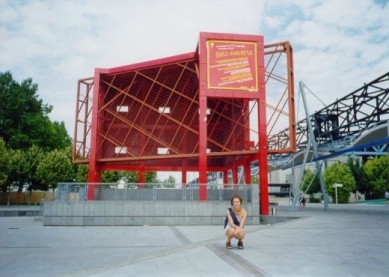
[0,203,389,276]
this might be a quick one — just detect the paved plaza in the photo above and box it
[1,203,389,277]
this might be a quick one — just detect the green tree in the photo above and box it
[101,171,120,183]
[145,171,157,183]
[4,149,29,192]
[1,144,46,193]
[24,145,44,191]
[50,121,72,150]
[0,71,71,151]
[76,164,88,182]
[100,171,136,183]
[162,175,176,188]
[101,171,140,188]
[122,171,139,183]
[346,156,367,196]
[0,138,9,185]
[363,156,389,198]
[323,162,356,203]
[36,149,74,192]
[78,168,157,185]
[301,169,321,195]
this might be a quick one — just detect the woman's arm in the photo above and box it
[239,209,248,228]
[226,210,239,228]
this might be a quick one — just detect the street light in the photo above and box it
[333,183,343,204]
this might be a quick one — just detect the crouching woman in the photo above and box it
[224,194,248,249]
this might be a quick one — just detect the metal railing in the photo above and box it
[56,183,252,203]
[34,200,44,222]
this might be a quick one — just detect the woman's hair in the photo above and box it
[230,194,243,206]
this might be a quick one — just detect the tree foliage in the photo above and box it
[4,149,30,192]
[162,175,176,188]
[36,149,74,191]
[24,145,44,191]
[0,138,9,185]
[0,71,71,151]
[363,155,389,198]
[101,171,139,183]
[145,172,157,183]
[323,162,356,203]
[301,169,321,195]
[76,164,88,182]
[346,157,367,195]
[73,165,158,187]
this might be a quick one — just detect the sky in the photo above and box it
[1,0,388,181]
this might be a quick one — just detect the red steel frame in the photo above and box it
[73,32,295,215]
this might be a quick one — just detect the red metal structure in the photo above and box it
[73,32,295,215]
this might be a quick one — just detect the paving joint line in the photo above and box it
[169,226,192,245]
[206,243,271,277]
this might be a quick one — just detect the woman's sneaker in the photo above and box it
[237,241,244,249]
[226,241,232,249]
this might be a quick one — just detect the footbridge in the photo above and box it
[268,71,389,169]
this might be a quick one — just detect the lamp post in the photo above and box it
[333,183,343,204]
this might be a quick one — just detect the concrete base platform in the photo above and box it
[42,201,261,226]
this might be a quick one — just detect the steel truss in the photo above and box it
[268,72,389,166]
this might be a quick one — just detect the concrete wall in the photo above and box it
[43,186,260,226]
[43,201,260,226]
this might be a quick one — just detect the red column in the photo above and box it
[138,170,145,189]
[182,170,187,185]
[258,100,269,215]
[244,160,251,185]
[198,34,208,201]
[181,159,187,187]
[232,167,238,185]
[232,165,239,194]
[256,35,269,215]
[242,99,252,186]
[87,69,102,200]
[198,95,208,201]
[223,170,229,188]
[87,164,101,200]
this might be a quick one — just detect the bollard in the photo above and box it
[271,207,276,215]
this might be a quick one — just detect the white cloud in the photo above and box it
[264,15,285,29]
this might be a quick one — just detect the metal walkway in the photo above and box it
[268,71,389,168]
